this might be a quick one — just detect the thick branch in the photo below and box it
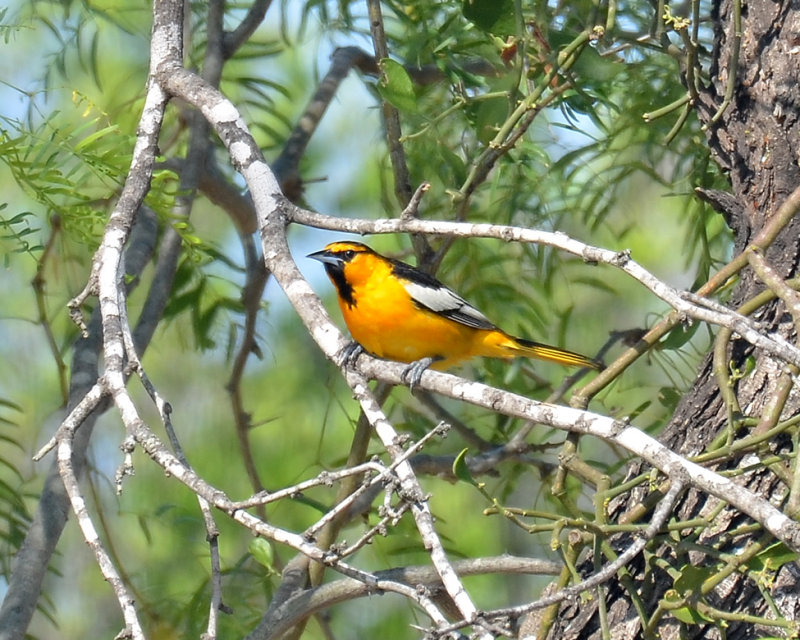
[255,556,561,640]
[287,207,800,370]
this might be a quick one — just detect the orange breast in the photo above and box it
[337,265,483,369]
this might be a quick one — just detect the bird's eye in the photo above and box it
[343,250,355,260]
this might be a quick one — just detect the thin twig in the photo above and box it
[57,422,145,639]
[432,480,685,635]
[32,381,107,461]
[304,422,449,541]
[345,367,500,631]
[366,0,412,208]
[222,0,271,58]
[231,462,385,509]
[271,46,375,201]
[31,214,68,405]
[227,236,269,511]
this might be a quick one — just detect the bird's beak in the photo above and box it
[307,249,341,266]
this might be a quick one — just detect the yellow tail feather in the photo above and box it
[484,332,602,369]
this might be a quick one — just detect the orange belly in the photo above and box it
[338,282,484,369]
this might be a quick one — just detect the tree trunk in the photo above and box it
[543,1,800,637]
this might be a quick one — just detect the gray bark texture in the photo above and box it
[539,1,800,638]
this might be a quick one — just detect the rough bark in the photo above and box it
[543,0,800,637]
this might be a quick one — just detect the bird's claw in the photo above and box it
[340,345,438,391]
[401,357,437,391]
[339,342,365,368]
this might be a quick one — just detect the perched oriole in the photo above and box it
[308,241,602,384]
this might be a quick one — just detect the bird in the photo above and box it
[308,241,602,386]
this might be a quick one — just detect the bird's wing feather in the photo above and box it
[391,259,497,330]
[402,281,496,330]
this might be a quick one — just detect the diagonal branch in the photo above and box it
[153,53,800,576]
[344,367,484,625]
[286,207,800,370]
[56,392,144,640]
[438,479,686,636]
[0,87,167,640]
[256,555,561,640]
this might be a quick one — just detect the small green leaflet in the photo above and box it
[462,0,516,36]
[249,537,276,573]
[453,448,477,485]
[377,59,417,113]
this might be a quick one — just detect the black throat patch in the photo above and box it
[325,263,356,308]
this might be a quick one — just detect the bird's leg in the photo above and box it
[339,343,439,390]
[338,341,365,368]
[401,356,441,390]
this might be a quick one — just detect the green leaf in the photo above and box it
[462,0,516,36]
[657,387,682,412]
[671,604,713,624]
[452,448,476,485]
[472,95,509,144]
[659,320,700,351]
[549,31,623,83]
[377,59,418,113]
[662,586,714,624]
[674,564,712,593]
[0,398,22,413]
[74,124,121,152]
[249,537,276,573]
[626,399,652,421]
[746,542,798,572]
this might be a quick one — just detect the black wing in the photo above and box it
[391,260,497,331]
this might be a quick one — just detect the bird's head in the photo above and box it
[307,242,380,305]
[307,242,377,280]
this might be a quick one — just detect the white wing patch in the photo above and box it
[404,281,496,330]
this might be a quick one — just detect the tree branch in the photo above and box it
[286,207,800,370]
[441,480,685,636]
[254,555,561,640]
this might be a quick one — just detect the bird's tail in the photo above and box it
[483,332,603,370]
[512,336,602,369]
